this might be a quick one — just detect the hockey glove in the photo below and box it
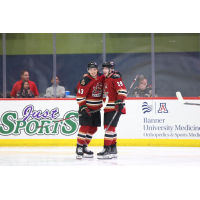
[115,100,124,113]
[79,105,91,117]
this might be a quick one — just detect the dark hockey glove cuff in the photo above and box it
[115,100,124,113]
[79,105,91,117]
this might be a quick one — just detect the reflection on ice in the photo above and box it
[0,146,200,166]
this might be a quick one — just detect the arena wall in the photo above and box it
[0,98,200,146]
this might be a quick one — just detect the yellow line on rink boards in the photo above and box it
[0,139,200,147]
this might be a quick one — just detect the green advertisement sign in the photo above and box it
[0,105,79,136]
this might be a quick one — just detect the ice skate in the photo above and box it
[76,144,83,159]
[110,142,117,158]
[83,145,94,158]
[97,146,112,159]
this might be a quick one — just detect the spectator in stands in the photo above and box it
[46,76,65,98]
[132,75,154,97]
[11,70,39,98]
[74,73,88,94]
[0,92,11,98]
[16,81,35,98]
[6,92,11,98]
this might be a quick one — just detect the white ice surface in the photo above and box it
[0,146,200,166]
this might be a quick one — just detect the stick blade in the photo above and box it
[176,91,186,104]
[184,102,200,106]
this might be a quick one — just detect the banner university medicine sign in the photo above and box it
[0,98,200,146]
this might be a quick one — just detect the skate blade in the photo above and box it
[76,155,83,159]
[97,155,112,159]
[83,155,94,158]
[112,154,117,158]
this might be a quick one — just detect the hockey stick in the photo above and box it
[37,96,109,128]
[176,91,200,106]
[126,74,139,95]
[105,74,139,132]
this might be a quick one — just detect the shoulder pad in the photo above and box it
[110,73,121,79]
[80,76,92,86]
[113,71,122,78]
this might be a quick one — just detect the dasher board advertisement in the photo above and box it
[0,98,200,146]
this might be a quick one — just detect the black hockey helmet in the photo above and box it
[102,61,115,69]
[87,61,98,71]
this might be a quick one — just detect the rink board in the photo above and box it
[0,98,200,146]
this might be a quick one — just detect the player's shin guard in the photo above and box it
[103,125,116,147]
[77,126,90,146]
[85,126,97,146]
[104,133,114,146]
[83,126,97,158]
[76,126,90,159]
[77,133,86,146]
[111,133,117,145]
[85,134,93,146]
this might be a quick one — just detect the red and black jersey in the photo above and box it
[103,72,127,114]
[76,73,105,110]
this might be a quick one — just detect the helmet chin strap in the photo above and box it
[107,68,113,76]
[91,75,97,78]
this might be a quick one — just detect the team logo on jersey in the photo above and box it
[158,103,168,113]
[142,102,153,114]
[81,79,85,85]
[92,82,102,97]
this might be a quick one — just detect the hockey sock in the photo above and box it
[77,126,90,146]
[111,133,117,145]
[104,132,114,146]
[85,126,97,146]
[104,125,116,146]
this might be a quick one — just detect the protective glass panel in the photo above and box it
[6,33,53,98]
[105,33,152,97]
[56,33,103,98]
[154,33,200,97]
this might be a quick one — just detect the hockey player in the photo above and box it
[97,61,127,159]
[76,62,104,159]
